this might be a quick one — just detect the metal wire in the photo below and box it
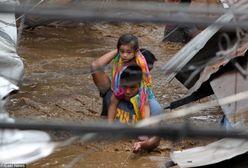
[1,119,248,139]
[138,89,248,128]
[17,0,45,47]
[0,1,248,29]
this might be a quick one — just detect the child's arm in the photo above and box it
[91,49,118,70]
[134,99,160,153]
[144,98,150,118]
[108,94,119,123]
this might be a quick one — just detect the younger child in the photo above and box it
[108,34,153,123]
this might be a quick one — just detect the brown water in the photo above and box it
[7,23,222,167]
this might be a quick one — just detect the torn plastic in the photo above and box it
[0,0,24,102]
[0,130,55,164]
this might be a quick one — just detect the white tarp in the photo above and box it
[0,0,55,164]
[171,138,248,168]
[0,0,24,101]
[0,130,55,164]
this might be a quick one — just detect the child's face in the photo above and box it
[119,44,136,63]
[122,83,140,101]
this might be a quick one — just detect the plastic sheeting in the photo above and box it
[171,138,248,168]
[0,0,55,164]
[0,0,24,101]
[0,130,55,164]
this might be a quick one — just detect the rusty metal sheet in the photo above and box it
[210,59,248,128]
[163,0,248,83]
[163,0,248,95]
[162,12,234,82]
[187,41,248,95]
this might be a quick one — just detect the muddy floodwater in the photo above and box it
[7,23,223,168]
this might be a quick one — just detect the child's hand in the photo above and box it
[135,51,140,57]
[133,141,142,153]
[132,137,148,153]
[108,94,119,123]
[144,99,150,118]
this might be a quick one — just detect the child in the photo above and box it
[108,34,153,123]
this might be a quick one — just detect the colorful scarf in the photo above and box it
[111,52,153,120]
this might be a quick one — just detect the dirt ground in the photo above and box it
[6,23,223,168]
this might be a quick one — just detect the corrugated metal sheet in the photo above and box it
[168,1,248,167]
[187,41,248,95]
[163,0,248,93]
[162,13,234,83]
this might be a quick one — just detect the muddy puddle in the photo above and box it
[6,23,223,167]
[31,144,168,168]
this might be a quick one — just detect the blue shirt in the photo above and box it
[101,90,162,125]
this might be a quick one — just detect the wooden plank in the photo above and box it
[210,60,248,128]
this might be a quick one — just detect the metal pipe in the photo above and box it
[0,120,248,140]
[0,2,248,29]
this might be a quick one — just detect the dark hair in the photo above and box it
[117,34,139,51]
[180,0,191,6]
[181,0,191,3]
[120,64,142,86]
[140,48,157,70]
